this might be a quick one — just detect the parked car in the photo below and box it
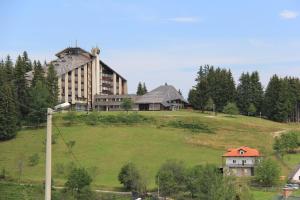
[285,183,299,190]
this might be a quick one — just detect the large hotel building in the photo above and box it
[27,46,187,111]
[28,47,128,111]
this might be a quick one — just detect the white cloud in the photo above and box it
[167,17,200,23]
[279,10,298,20]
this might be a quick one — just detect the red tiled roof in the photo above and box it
[223,146,260,157]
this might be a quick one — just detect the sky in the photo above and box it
[1,0,300,97]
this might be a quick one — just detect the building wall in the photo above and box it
[225,167,253,176]
[225,157,256,166]
[56,48,127,111]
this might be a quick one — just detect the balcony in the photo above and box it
[225,163,255,168]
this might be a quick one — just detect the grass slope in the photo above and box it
[0,111,300,193]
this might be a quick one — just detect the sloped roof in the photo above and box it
[223,146,260,157]
[26,47,127,81]
[51,53,92,76]
[55,47,93,58]
[135,85,187,106]
[289,164,300,180]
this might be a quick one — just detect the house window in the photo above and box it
[239,150,244,155]
[233,160,236,164]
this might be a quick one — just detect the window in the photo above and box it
[239,150,244,155]
[233,160,236,163]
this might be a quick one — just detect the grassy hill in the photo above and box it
[0,110,299,192]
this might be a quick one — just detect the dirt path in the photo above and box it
[271,129,290,138]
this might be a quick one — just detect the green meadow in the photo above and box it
[1,110,300,199]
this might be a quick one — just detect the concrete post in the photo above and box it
[45,108,52,200]
[58,76,61,102]
[78,68,81,97]
[113,73,117,95]
[65,73,68,103]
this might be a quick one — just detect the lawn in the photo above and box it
[0,110,300,191]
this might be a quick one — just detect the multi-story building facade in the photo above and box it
[222,146,261,176]
[28,47,128,110]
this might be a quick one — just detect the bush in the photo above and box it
[255,159,280,187]
[65,167,92,193]
[156,160,186,198]
[167,120,214,133]
[273,131,299,156]
[63,111,77,126]
[118,163,146,193]
[83,113,153,126]
[248,103,257,116]
[28,153,40,166]
[85,112,98,126]
[223,102,239,115]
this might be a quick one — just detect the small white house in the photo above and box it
[222,146,261,176]
[289,165,300,184]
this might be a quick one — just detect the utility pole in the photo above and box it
[45,103,70,200]
[45,108,52,200]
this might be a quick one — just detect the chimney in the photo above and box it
[91,47,100,56]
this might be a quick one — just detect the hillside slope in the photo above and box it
[0,111,299,189]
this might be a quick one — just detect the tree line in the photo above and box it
[188,64,300,122]
[117,158,280,200]
[0,52,58,140]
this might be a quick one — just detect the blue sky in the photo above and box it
[1,0,300,97]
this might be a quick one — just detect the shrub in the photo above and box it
[85,112,98,126]
[156,160,186,197]
[83,113,154,126]
[223,102,239,115]
[247,103,257,116]
[255,159,280,187]
[118,163,146,193]
[63,111,77,126]
[167,120,214,133]
[28,153,40,166]
[121,98,133,113]
[65,167,92,193]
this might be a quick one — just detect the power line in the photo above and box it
[53,122,82,167]
[0,89,81,167]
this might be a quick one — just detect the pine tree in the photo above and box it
[236,72,251,115]
[250,71,263,114]
[4,55,14,83]
[273,79,290,122]
[27,81,49,127]
[263,75,281,120]
[136,82,143,95]
[142,82,147,94]
[195,78,209,112]
[263,75,291,122]
[32,60,45,87]
[14,55,30,119]
[205,97,214,112]
[22,51,32,72]
[46,64,59,107]
[188,88,198,109]
[0,82,18,140]
[206,67,236,112]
